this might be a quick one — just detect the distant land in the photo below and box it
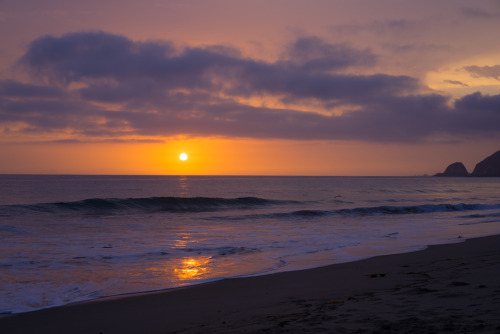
[435,150,500,177]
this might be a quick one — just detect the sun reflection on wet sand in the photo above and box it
[174,257,210,280]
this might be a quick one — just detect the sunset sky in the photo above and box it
[1,0,499,175]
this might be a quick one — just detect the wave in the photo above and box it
[458,211,500,225]
[333,203,495,216]
[182,246,261,259]
[3,196,298,215]
[219,203,500,220]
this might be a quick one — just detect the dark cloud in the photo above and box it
[18,32,404,105]
[461,7,500,19]
[282,36,376,72]
[2,31,500,143]
[455,92,500,113]
[0,97,105,132]
[444,80,469,87]
[0,80,67,98]
[19,32,177,83]
[464,65,500,80]
[450,92,500,136]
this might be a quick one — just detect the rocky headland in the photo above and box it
[435,150,500,177]
[434,162,469,177]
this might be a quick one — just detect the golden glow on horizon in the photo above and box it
[179,153,188,161]
[1,137,498,176]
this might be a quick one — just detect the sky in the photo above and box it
[1,0,500,175]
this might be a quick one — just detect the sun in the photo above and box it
[179,153,188,161]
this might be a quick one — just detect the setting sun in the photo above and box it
[179,153,188,161]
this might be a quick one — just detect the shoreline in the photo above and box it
[2,234,500,333]
[0,237,455,316]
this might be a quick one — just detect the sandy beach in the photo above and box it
[1,234,500,333]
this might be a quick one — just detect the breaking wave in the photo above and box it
[221,203,500,220]
[3,196,299,215]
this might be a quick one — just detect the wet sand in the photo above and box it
[1,235,500,333]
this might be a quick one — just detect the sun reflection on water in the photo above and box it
[174,257,210,280]
[178,175,190,197]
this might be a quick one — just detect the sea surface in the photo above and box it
[1,175,500,314]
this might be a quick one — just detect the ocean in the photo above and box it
[1,175,499,314]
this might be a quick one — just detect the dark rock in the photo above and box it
[434,162,469,177]
[471,150,500,177]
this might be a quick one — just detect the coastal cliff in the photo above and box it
[434,162,469,177]
[435,150,500,177]
[471,150,500,177]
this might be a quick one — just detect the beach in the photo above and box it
[1,234,500,333]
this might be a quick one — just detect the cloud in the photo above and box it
[452,92,500,135]
[19,32,177,83]
[443,80,469,87]
[18,31,402,104]
[463,65,500,80]
[455,92,500,113]
[282,36,376,72]
[0,79,67,98]
[2,31,500,143]
[461,7,500,19]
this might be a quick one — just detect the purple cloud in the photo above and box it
[461,7,500,20]
[463,65,500,80]
[444,80,469,87]
[0,80,67,98]
[283,36,376,72]
[1,31,499,143]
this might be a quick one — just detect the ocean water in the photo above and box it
[1,175,499,314]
